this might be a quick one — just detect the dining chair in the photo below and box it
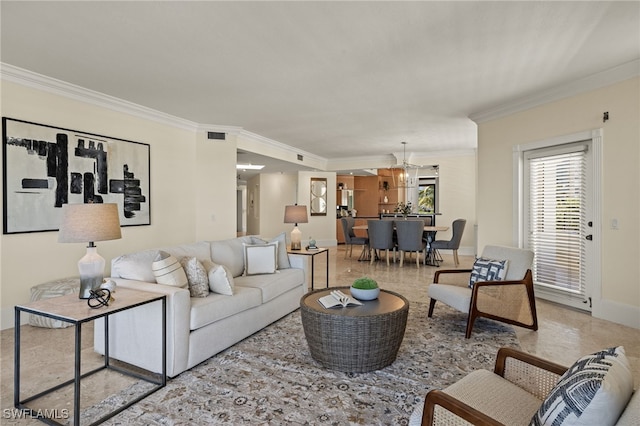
[395,219,426,267]
[430,218,466,266]
[367,219,396,265]
[340,217,369,259]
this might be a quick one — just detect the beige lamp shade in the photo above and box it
[283,205,308,225]
[284,205,307,250]
[58,203,121,299]
[58,203,122,244]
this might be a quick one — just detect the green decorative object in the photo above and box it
[350,277,380,300]
[351,277,378,289]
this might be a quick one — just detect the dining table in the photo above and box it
[352,223,449,265]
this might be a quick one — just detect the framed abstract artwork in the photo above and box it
[2,117,151,234]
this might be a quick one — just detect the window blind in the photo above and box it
[526,147,586,297]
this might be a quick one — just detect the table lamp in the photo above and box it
[58,203,122,298]
[283,204,308,250]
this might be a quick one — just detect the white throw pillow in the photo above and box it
[469,257,508,288]
[202,260,234,296]
[251,232,291,269]
[179,257,210,298]
[152,251,188,288]
[530,346,633,426]
[210,236,253,278]
[243,242,278,275]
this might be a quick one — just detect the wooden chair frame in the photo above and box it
[428,269,539,338]
[420,347,567,426]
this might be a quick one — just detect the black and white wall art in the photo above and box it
[2,117,151,234]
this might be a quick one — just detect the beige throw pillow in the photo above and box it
[152,251,188,288]
[179,257,210,298]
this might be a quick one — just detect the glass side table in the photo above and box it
[14,287,166,425]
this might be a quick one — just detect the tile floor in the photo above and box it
[1,245,638,424]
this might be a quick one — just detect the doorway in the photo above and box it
[517,130,602,312]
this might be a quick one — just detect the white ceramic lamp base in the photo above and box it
[78,246,106,299]
[290,226,302,250]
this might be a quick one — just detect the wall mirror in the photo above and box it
[310,178,327,216]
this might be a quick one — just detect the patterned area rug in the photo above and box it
[104,302,519,425]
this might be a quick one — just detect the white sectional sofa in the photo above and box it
[94,235,306,378]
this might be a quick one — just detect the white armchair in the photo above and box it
[428,245,537,338]
[410,346,638,426]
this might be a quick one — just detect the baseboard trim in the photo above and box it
[1,306,28,330]
[593,299,640,330]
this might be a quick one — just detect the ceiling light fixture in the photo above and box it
[236,164,265,170]
[390,141,421,189]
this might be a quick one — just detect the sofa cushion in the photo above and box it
[469,257,508,288]
[202,260,235,295]
[180,257,209,298]
[190,286,262,330]
[235,267,304,303]
[152,251,188,288]
[244,242,278,275]
[251,232,291,269]
[530,346,633,426]
[210,236,254,278]
[111,249,159,282]
[162,242,211,263]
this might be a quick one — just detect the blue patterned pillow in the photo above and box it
[530,346,633,426]
[468,257,508,288]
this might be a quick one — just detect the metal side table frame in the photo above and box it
[14,288,166,425]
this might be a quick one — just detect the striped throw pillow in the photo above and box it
[152,251,188,288]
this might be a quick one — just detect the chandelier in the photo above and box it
[389,142,421,189]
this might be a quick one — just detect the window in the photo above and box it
[418,177,437,213]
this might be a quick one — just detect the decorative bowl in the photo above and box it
[350,286,380,301]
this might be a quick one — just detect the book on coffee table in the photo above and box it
[318,290,363,309]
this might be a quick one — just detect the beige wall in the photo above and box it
[0,81,236,328]
[256,173,297,239]
[297,171,337,247]
[413,153,477,254]
[476,77,640,327]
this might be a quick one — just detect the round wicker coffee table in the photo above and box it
[300,287,409,373]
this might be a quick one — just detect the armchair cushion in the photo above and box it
[531,346,633,426]
[469,258,509,288]
[410,369,542,426]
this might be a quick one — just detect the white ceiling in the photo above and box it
[1,1,639,176]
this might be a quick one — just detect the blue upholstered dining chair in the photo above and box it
[341,217,369,259]
[430,218,466,266]
[395,219,426,267]
[367,219,396,265]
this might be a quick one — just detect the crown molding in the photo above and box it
[328,148,476,171]
[469,59,640,124]
[197,123,244,136]
[237,129,328,168]
[1,63,200,131]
